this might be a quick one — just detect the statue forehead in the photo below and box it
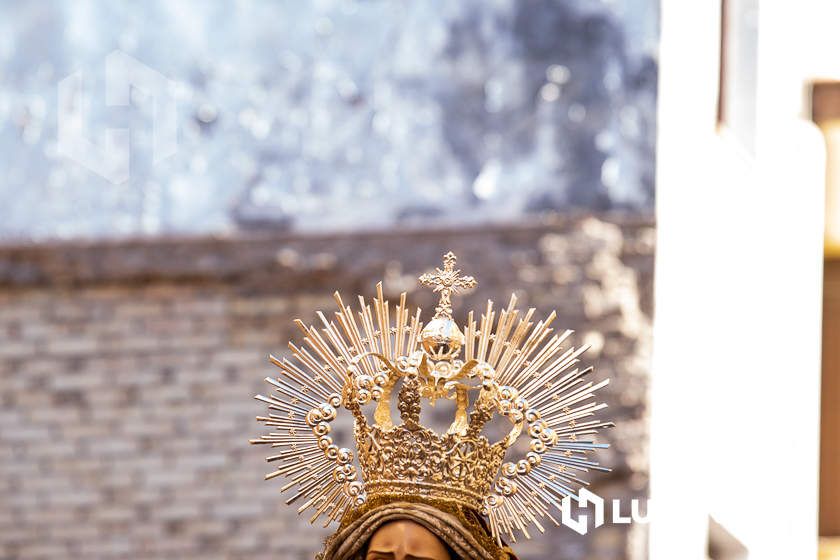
[367,519,450,559]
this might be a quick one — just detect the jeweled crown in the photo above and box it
[251,252,613,544]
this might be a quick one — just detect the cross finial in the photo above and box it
[418,251,477,319]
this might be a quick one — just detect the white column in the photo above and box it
[650,1,723,557]
[652,1,824,559]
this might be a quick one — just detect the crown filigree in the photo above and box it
[251,252,613,544]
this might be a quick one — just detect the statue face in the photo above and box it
[364,519,452,560]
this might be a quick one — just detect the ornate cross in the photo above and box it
[419,251,477,319]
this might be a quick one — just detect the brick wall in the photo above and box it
[0,215,654,560]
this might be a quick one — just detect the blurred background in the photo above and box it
[0,0,837,559]
[0,0,657,238]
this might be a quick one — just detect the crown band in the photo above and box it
[364,481,487,509]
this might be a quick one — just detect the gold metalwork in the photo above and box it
[251,252,614,545]
[418,251,477,319]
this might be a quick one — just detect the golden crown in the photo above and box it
[251,252,613,544]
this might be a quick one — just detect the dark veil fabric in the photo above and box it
[316,500,519,560]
